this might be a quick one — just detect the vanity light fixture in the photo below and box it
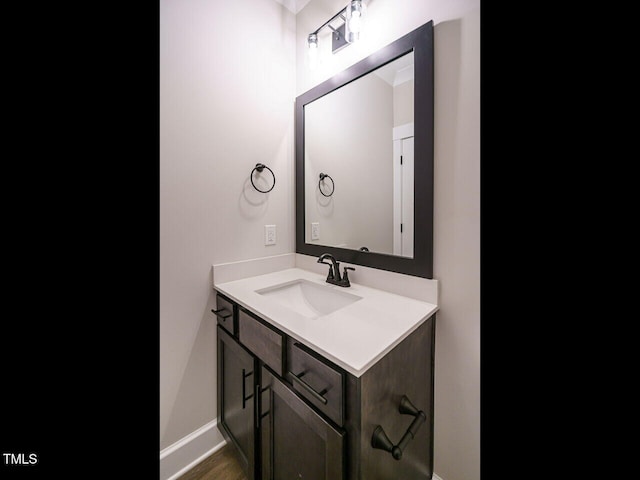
[307,0,366,57]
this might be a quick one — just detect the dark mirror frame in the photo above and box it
[295,20,434,278]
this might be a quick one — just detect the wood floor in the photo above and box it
[178,444,248,480]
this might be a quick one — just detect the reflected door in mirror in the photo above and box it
[393,123,413,257]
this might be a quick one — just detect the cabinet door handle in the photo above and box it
[242,369,254,409]
[259,385,271,420]
[291,371,328,405]
[255,384,260,428]
[256,384,272,428]
[211,308,232,319]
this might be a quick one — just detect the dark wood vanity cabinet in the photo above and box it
[215,291,435,480]
[260,366,345,480]
[345,319,435,480]
[217,325,257,479]
[213,293,236,335]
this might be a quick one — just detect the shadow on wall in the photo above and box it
[240,174,270,217]
[161,291,218,448]
[433,18,461,218]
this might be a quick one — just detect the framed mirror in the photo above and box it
[295,21,434,278]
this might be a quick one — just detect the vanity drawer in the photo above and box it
[287,340,344,427]
[213,293,236,335]
[238,308,283,376]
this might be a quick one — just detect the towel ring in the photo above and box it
[251,163,275,193]
[318,173,335,197]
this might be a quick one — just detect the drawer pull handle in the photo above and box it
[291,371,328,405]
[211,308,232,320]
[242,369,254,409]
[371,395,426,461]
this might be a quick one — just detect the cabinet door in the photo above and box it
[218,326,256,479]
[260,366,344,480]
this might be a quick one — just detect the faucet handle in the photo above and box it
[341,267,355,286]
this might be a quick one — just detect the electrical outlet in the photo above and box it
[311,222,320,240]
[265,225,276,245]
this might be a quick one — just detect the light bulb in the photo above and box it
[346,1,364,43]
[349,14,361,34]
[308,33,318,69]
[308,33,318,49]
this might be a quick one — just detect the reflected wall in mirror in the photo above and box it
[304,52,415,258]
[296,20,433,278]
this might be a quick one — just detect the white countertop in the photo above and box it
[214,267,438,377]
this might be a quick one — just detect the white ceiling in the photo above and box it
[273,0,312,14]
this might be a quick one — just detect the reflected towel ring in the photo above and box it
[251,163,276,193]
[318,173,335,197]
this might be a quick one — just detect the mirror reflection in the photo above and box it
[304,52,415,257]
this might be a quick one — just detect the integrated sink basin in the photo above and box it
[255,279,362,319]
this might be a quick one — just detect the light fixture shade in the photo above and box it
[345,0,364,43]
[308,33,318,48]
[308,33,318,69]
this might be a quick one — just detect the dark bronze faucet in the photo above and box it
[317,253,355,287]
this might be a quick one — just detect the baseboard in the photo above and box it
[433,473,444,480]
[159,419,226,480]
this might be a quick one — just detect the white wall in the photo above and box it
[394,79,414,126]
[297,1,480,479]
[304,72,393,252]
[160,0,296,449]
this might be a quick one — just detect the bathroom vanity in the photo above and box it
[213,267,437,480]
[215,18,436,480]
